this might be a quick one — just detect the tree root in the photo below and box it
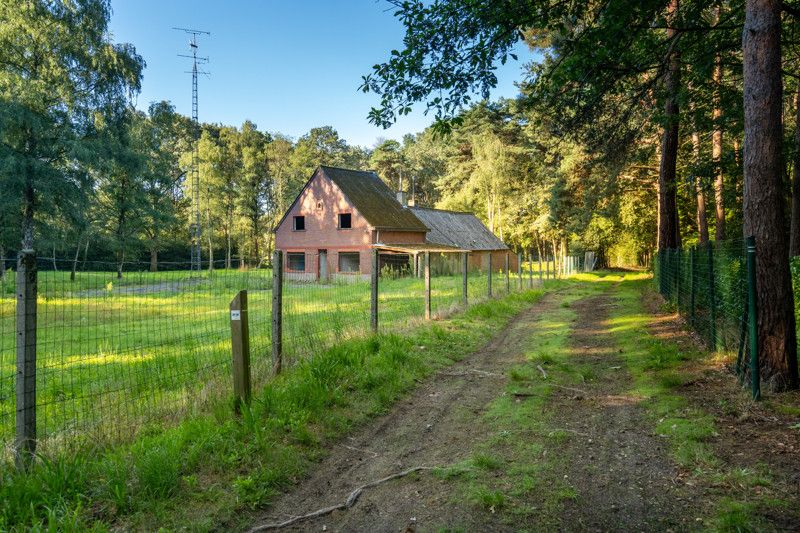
[248,466,438,531]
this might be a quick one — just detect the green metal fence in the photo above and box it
[653,237,760,399]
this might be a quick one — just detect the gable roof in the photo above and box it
[275,166,429,233]
[320,166,428,231]
[409,207,509,251]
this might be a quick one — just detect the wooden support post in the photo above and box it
[371,249,379,332]
[461,252,468,307]
[505,252,510,293]
[538,253,543,284]
[528,252,534,288]
[271,250,283,375]
[16,250,37,469]
[230,290,251,413]
[487,252,492,297]
[424,251,431,320]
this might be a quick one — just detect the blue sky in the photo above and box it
[109,0,532,148]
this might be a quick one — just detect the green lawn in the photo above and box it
[0,266,539,452]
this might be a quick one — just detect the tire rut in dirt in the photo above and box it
[247,293,563,532]
[544,291,704,531]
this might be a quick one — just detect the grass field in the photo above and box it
[0,264,543,452]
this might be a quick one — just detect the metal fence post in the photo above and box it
[461,252,468,307]
[676,248,682,313]
[371,249,379,332]
[746,236,760,400]
[487,252,492,297]
[230,290,251,413]
[424,251,431,320]
[16,250,37,469]
[707,243,717,349]
[271,250,283,374]
[505,252,510,293]
[517,252,523,290]
[689,246,696,327]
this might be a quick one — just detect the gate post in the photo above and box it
[271,250,283,374]
[16,250,37,469]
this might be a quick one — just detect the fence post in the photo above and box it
[676,248,682,313]
[371,249,379,332]
[505,252,510,293]
[271,250,283,374]
[689,246,696,327]
[487,252,492,297]
[424,251,431,320]
[230,290,251,413]
[15,250,37,469]
[746,236,760,400]
[528,252,534,288]
[546,256,550,280]
[538,253,543,284]
[517,252,523,290]
[707,243,717,350]
[461,252,468,307]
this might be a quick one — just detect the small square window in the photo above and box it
[287,253,305,271]
[293,216,305,231]
[338,252,360,273]
[338,213,352,229]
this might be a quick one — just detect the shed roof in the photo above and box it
[320,166,429,232]
[409,207,509,251]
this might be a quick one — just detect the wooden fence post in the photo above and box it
[487,252,492,297]
[461,252,468,307]
[505,252,510,293]
[424,251,431,320]
[371,249,379,332]
[517,252,523,290]
[528,252,534,288]
[230,290,251,413]
[271,250,283,374]
[16,250,37,469]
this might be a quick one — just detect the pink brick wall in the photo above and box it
[275,170,425,279]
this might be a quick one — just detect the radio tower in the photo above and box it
[174,27,210,271]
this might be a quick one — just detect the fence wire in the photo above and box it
[1,249,554,456]
[653,240,760,393]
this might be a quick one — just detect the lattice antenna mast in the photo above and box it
[174,27,210,271]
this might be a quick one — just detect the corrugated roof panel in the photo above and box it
[409,207,509,251]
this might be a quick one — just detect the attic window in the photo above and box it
[316,201,323,211]
[293,216,305,231]
[338,213,352,229]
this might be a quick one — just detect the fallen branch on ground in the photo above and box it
[248,466,438,531]
[537,365,548,379]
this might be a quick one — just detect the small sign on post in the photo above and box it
[230,290,251,414]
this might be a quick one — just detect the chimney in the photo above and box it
[396,190,408,207]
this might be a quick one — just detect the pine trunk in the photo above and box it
[713,7,726,242]
[789,84,800,256]
[742,0,799,389]
[657,0,681,250]
[691,129,710,244]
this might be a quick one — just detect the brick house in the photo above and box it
[274,166,516,280]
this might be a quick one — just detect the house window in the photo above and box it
[287,252,306,272]
[338,252,360,273]
[338,213,352,229]
[293,216,305,231]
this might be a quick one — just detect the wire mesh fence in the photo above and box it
[653,238,759,398]
[2,248,557,459]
